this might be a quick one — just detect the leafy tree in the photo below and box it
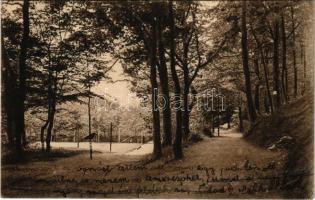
[241,0,257,123]
[109,2,164,158]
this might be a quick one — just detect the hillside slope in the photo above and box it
[246,92,314,198]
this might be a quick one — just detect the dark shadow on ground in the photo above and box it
[1,148,101,165]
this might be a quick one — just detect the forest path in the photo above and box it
[2,128,288,198]
[131,128,288,198]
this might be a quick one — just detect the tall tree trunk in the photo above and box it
[156,18,172,146]
[45,109,55,152]
[15,0,30,157]
[241,0,257,123]
[273,16,281,109]
[150,22,162,159]
[2,37,16,147]
[303,43,307,93]
[281,13,288,102]
[254,58,260,114]
[262,52,274,114]
[22,129,27,147]
[300,42,306,95]
[250,24,274,114]
[5,110,15,146]
[44,46,53,152]
[40,120,49,151]
[187,86,197,130]
[182,32,191,140]
[264,90,270,113]
[169,0,183,159]
[238,107,244,132]
[46,69,58,152]
[2,82,16,147]
[254,84,260,113]
[151,67,162,159]
[291,7,298,98]
[227,118,231,129]
[183,65,190,140]
[45,88,56,153]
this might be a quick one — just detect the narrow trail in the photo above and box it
[183,129,283,169]
[132,129,288,198]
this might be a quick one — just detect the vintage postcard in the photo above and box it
[1,0,314,198]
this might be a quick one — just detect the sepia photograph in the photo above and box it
[1,0,314,198]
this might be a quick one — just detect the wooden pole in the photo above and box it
[87,56,92,158]
[76,129,79,148]
[217,112,220,136]
[89,138,92,159]
[212,112,215,133]
[239,106,244,132]
[97,130,99,142]
[110,122,112,152]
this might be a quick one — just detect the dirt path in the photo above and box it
[131,129,288,198]
[2,129,288,198]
